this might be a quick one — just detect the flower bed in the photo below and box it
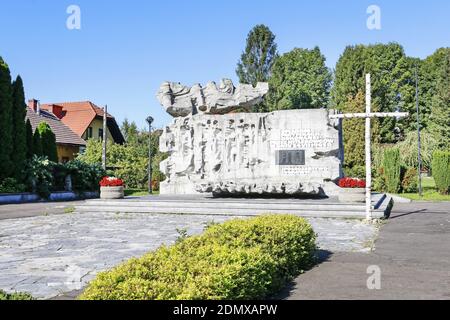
[79,215,317,300]
[99,177,125,187]
[100,177,125,199]
[338,177,366,188]
[338,178,366,203]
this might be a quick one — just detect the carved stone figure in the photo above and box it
[157,79,269,117]
[159,109,343,196]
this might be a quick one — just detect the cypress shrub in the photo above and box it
[32,129,43,157]
[432,151,450,195]
[37,122,58,162]
[25,119,34,159]
[383,148,402,193]
[11,76,28,180]
[0,57,14,179]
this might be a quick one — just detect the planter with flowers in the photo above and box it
[337,177,366,203]
[99,177,125,199]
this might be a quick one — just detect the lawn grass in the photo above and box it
[397,177,450,201]
[124,189,160,197]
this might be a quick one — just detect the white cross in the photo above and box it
[330,74,409,220]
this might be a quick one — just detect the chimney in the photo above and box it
[28,99,39,112]
[50,104,64,119]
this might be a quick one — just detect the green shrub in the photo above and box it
[432,151,450,195]
[401,167,418,193]
[373,167,386,192]
[0,290,34,300]
[79,215,317,300]
[24,155,54,198]
[0,178,26,194]
[383,148,402,193]
[64,160,105,192]
[344,165,365,179]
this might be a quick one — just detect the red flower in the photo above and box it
[99,177,124,187]
[338,177,366,189]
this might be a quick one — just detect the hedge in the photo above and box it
[0,290,34,300]
[383,148,402,193]
[432,151,450,195]
[79,215,317,300]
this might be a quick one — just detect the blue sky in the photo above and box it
[0,0,449,129]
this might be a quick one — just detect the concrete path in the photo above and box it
[282,202,450,300]
[0,201,84,221]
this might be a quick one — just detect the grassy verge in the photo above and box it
[396,177,450,201]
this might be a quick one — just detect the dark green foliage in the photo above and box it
[11,76,28,180]
[79,215,316,300]
[0,57,14,179]
[236,25,278,87]
[432,151,450,195]
[32,129,43,156]
[25,119,34,159]
[266,47,332,111]
[0,177,26,193]
[37,122,58,162]
[383,148,402,193]
[24,156,53,198]
[64,160,105,192]
[0,289,34,300]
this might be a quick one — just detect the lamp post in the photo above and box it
[146,116,154,194]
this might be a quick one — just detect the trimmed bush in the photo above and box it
[401,167,418,193]
[79,215,317,300]
[0,290,34,300]
[432,151,450,194]
[383,148,402,193]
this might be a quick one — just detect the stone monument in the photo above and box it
[157,79,342,197]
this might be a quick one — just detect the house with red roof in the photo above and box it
[27,100,125,162]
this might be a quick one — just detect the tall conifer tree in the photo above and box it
[0,57,14,179]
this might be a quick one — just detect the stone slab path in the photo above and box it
[0,211,377,299]
[281,202,450,300]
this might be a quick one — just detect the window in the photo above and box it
[86,127,93,139]
[99,128,104,140]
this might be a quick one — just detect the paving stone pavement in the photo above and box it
[0,211,377,299]
[281,202,450,300]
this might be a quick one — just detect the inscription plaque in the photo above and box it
[277,150,305,166]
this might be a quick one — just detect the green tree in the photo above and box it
[0,57,14,179]
[11,76,27,180]
[236,25,278,112]
[77,129,166,189]
[32,129,43,157]
[341,91,380,177]
[428,48,450,149]
[332,43,414,143]
[121,118,140,145]
[25,119,34,159]
[266,47,332,111]
[236,24,278,87]
[37,122,58,162]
